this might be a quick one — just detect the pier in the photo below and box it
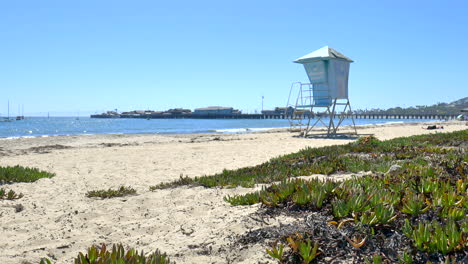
[91,113,458,120]
[352,114,457,120]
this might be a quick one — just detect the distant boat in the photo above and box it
[16,104,24,120]
[1,100,12,122]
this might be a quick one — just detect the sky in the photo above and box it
[0,0,467,116]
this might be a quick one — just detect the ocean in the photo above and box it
[0,117,437,138]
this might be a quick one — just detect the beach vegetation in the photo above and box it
[230,168,466,260]
[398,251,413,264]
[0,165,55,184]
[149,174,193,191]
[224,191,261,206]
[297,239,319,264]
[222,130,467,263]
[266,234,320,264]
[364,255,385,264]
[0,188,23,200]
[86,186,137,199]
[150,130,467,189]
[39,259,52,264]
[40,244,174,264]
[266,243,284,263]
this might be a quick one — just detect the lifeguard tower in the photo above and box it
[287,46,357,137]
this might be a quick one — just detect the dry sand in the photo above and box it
[0,121,466,264]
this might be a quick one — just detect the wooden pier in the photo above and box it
[92,113,458,120]
[352,114,457,120]
[259,114,457,120]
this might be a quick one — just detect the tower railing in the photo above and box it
[287,82,357,137]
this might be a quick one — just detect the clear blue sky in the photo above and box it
[1,0,467,116]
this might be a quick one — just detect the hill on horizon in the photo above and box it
[355,97,467,115]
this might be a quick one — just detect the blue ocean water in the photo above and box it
[0,117,437,138]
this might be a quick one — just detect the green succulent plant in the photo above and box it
[373,203,396,224]
[401,193,428,216]
[266,243,284,263]
[0,165,54,183]
[75,244,174,264]
[405,219,464,254]
[39,258,52,264]
[0,188,23,200]
[86,186,137,199]
[346,191,371,212]
[364,254,385,264]
[224,191,260,206]
[298,239,319,264]
[398,250,413,264]
[332,199,350,218]
[38,244,174,264]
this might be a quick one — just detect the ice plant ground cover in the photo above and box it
[39,244,174,264]
[0,165,54,184]
[223,130,467,263]
[154,130,467,263]
[0,165,53,201]
[86,186,137,199]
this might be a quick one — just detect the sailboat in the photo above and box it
[1,100,12,122]
[16,104,24,120]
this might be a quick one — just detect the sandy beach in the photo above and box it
[0,121,466,264]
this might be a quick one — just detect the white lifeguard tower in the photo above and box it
[287,46,357,137]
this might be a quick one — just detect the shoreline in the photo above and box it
[0,121,466,264]
[0,118,456,139]
[0,120,458,151]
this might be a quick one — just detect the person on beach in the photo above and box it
[425,125,444,130]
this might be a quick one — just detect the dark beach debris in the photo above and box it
[0,203,24,214]
[14,203,24,212]
[180,225,195,236]
[234,210,467,263]
[27,144,71,154]
[99,142,137,147]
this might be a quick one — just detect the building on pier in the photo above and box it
[261,106,295,116]
[166,108,192,116]
[193,106,241,116]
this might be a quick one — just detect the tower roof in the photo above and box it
[294,46,353,63]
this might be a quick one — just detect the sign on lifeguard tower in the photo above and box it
[287,46,357,137]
